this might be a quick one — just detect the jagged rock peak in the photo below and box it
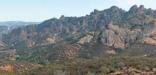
[139,5,145,10]
[59,15,65,20]
[129,5,146,12]
[90,9,100,15]
[129,5,138,11]
[109,6,123,12]
[110,6,120,10]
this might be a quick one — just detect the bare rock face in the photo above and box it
[104,29,125,48]
[0,41,6,50]
[78,33,94,44]
[100,23,142,49]
[143,20,156,45]
[144,38,156,45]
[40,36,57,46]
[46,37,56,44]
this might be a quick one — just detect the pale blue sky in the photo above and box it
[0,0,156,22]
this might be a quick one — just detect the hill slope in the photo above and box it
[3,5,156,62]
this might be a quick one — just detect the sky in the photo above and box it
[0,0,156,22]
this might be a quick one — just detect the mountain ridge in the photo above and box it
[2,5,156,61]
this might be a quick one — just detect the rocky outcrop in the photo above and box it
[143,20,156,45]
[144,38,156,45]
[100,23,142,49]
[78,33,94,44]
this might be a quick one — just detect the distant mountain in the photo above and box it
[3,5,156,61]
[0,21,39,26]
[0,21,39,31]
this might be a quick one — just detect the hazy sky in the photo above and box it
[0,0,156,22]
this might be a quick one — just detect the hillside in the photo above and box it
[1,5,156,61]
[1,5,156,75]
